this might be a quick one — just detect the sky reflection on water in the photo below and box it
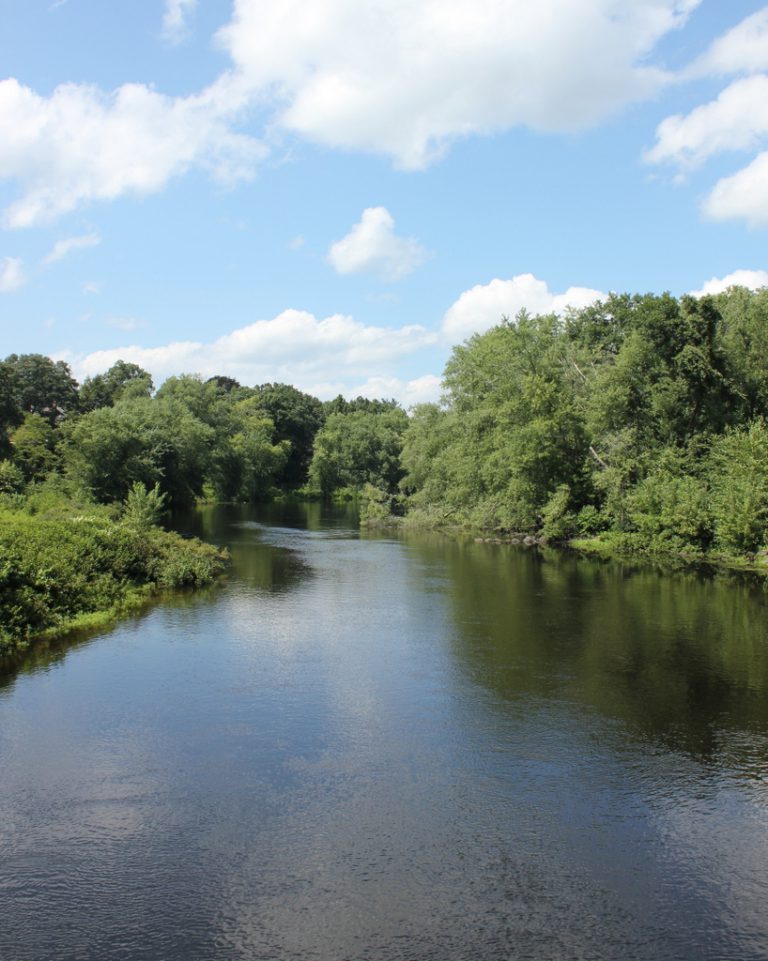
[1,503,767,960]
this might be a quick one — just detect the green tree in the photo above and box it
[10,413,59,482]
[309,407,408,496]
[155,374,226,427]
[716,285,768,421]
[206,375,241,394]
[251,383,325,488]
[0,460,24,494]
[62,397,214,507]
[323,395,401,416]
[79,360,153,411]
[3,353,79,423]
[436,311,591,528]
[0,361,21,456]
[213,396,289,501]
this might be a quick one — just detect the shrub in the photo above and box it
[122,481,168,530]
[0,509,227,657]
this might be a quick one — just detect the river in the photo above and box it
[1,501,768,960]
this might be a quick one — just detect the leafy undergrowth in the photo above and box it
[0,507,228,657]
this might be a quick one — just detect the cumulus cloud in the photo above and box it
[162,0,197,43]
[647,9,768,227]
[43,232,101,265]
[0,75,263,227]
[347,374,442,406]
[441,273,604,342]
[69,308,438,402]
[0,256,26,293]
[327,207,428,280]
[0,0,703,223]
[690,268,768,297]
[216,0,697,169]
[702,151,768,226]
[646,75,768,169]
[686,8,768,77]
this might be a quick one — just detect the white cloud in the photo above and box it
[646,75,768,169]
[346,374,442,406]
[0,256,27,293]
[702,151,768,226]
[69,308,438,401]
[43,231,101,265]
[216,0,698,170]
[327,207,428,280]
[310,374,442,406]
[83,281,101,294]
[646,9,768,227]
[690,268,768,297]
[441,273,604,342]
[162,0,197,43]
[0,1,703,223]
[0,75,263,227]
[687,8,768,77]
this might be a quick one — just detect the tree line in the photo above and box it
[3,283,768,563]
[0,355,406,508]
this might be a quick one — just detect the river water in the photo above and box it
[1,502,768,960]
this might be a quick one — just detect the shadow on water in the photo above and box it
[0,583,224,694]
[173,501,338,595]
[173,498,359,540]
[399,533,768,770]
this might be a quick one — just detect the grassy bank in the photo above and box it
[0,507,228,658]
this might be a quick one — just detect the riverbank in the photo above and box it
[568,533,768,576]
[0,509,228,658]
[375,508,768,578]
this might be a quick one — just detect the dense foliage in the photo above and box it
[400,287,768,562]
[309,408,408,496]
[0,359,408,510]
[0,486,227,657]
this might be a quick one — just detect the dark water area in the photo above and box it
[1,502,768,961]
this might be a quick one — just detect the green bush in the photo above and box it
[359,483,399,526]
[122,481,168,530]
[709,420,768,555]
[0,509,227,657]
[540,484,577,541]
[0,460,24,494]
[626,471,712,553]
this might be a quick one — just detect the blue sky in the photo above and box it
[1,0,768,403]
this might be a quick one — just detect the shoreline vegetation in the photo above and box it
[0,488,228,659]
[361,508,768,578]
[356,285,768,581]
[3,284,768,657]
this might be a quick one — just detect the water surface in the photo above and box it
[1,502,768,960]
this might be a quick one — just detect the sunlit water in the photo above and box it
[2,501,768,960]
